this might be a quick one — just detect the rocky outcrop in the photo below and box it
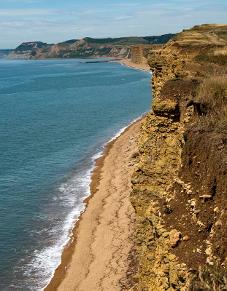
[130,24,227,290]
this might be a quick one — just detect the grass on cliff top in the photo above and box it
[194,53,227,66]
[197,75,227,109]
[173,24,227,49]
[195,75,227,132]
[189,265,227,291]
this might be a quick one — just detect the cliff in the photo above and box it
[130,24,227,290]
[9,34,174,59]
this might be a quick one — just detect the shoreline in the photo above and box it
[82,57,151,73]
[5,57,151,74]
[45,117,144,291]
[118,58,151,73]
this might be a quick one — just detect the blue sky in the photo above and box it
[0,0,227,48]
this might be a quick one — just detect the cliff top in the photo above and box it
[171,24,227,50]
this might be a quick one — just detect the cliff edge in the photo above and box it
[130,24,227,290]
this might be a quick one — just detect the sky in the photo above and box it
[0,0,227,48]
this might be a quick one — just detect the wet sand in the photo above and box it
[45,119,142,291]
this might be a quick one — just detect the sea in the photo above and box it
[0,58,151,290]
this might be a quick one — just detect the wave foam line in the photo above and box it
[38,113,147,290]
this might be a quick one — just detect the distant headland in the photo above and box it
[3,34,175,60]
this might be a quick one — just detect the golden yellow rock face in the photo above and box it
[130,24,227,290]
[131,113,188,290]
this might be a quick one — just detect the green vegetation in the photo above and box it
[58,39,78,45]
[83,34,175,45]
[15,41,48,52]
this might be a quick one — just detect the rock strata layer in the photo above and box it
[130,24,227,290]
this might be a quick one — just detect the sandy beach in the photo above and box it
[119,58,151,72]
[46,119,142,291]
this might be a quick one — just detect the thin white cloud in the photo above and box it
[114,16,134,21]
[108,3,140,8]
[0,9,53,17]
[3,0,42,3]
[0,0,226,48]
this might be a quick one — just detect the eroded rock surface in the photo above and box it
[130,24,227,290]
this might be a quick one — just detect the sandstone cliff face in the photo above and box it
[131,24,227,290]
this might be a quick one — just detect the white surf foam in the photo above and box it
[22,113,147,291]
[30,168,92,290]
[109,114,145,143]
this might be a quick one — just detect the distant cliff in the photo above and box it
[130,24,227,290]
[9,34,174,59]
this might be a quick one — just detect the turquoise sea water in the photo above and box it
[0,59,151,290]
